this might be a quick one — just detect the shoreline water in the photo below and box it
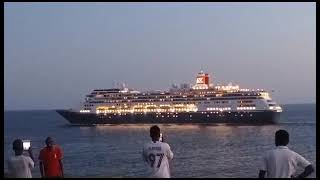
[4,104,316,178]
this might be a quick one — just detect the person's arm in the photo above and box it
[39,161,44,178]
[59,159,64,177]
[259,153,267,178]
[142,146,148,162]
[28,147,35,163]
[293,153,314,178]
[56,146,64,177]
[38,150,45,178]
[166,144,173,160]
[293,164,314,178]
[259,170,266,178]
[7,159,12,178]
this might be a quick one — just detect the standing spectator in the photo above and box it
[142,125,174,178]
[259,129,314,178]
[39,137,64,178]
[7,139,35,178]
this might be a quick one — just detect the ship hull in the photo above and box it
[56,110,280,125]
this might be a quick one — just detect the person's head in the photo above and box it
[45,137,55,149]
[275,129,289,146]
[150,125,161,142]
[12,139,23,155]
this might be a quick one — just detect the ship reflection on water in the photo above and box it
[76,123,239,138]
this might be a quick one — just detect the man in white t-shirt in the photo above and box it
[259,129,314,178]
[142,125,174,178]
[7,139,35,178]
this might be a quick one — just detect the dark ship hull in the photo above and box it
[56,110,280,125]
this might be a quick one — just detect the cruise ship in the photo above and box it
[56,71,282,125]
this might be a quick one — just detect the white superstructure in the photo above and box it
[76,72,282,115]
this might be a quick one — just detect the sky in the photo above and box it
[4,2,316,110]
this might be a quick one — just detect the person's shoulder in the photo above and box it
[7,156,14,162]
[276,146,296,155]
[39,147,47,153]
[161,142,171,148]
[54,144,62,149]
[143,142,151,148]
[22,155,33,162]
[268,148,276,153]
[7,156,15,166]
[287,148,302,157]
[54,145,63,151]
[264,148,275,157]
[161,142,169,145]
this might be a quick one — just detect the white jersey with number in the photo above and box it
[260,146,311,178]
[142,141,174,178]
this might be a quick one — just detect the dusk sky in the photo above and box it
[4,2,316,110]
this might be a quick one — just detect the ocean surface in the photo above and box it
[4,104,316,178]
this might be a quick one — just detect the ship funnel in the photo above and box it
[196,72,210,86]
[193,71,211,90]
